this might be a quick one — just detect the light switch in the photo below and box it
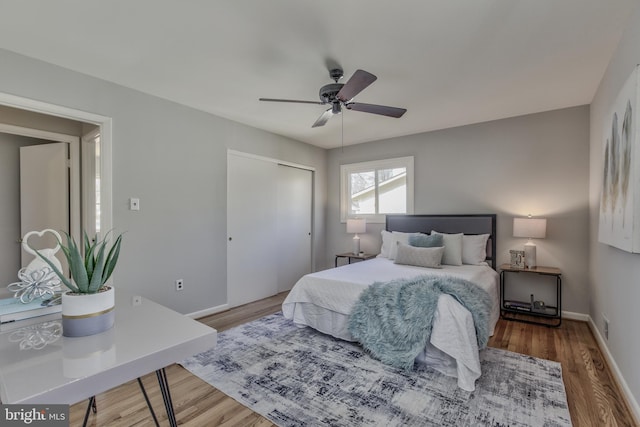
[130,198,140,211]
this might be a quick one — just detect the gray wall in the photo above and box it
[327,106,590,314]
[589,6,640,410]
[0,48,327,314]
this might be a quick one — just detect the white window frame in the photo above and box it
[340,156,414,223]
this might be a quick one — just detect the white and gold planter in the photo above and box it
[61,286,115,337]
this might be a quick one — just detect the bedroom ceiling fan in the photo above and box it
[259,68,407,128]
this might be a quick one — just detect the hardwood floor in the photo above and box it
[71,293,637,426]
[488,316,636,426]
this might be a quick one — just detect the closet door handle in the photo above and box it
[228,237,232,241]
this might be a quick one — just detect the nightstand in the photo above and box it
[499,263,562,327]
[335,252,377,267]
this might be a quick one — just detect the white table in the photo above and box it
[0,289,217,426]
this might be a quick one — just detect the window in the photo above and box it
[340,156,414,223]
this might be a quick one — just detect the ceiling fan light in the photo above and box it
[332,102,342,115]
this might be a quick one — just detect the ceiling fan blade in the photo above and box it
[346,102,407,118]
[337,69,377,102]
[259,98,324,105]
[312,108,333,128]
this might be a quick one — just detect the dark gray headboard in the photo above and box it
[385,214,497,269]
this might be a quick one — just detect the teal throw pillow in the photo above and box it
[408,233,443,248]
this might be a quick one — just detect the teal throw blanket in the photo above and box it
[348,275,492,370]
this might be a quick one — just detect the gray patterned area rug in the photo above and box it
[180,312,572,427]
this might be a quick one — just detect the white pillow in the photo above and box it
[379,230,394,258]
[394,243,444,268]
[462,234,490,265]
[431,231,463,266]
[390,231,418,260]
[378,230,419,260]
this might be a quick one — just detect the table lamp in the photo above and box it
[513,215,547,268]
[346,218,366,255]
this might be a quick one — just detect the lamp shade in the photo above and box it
[346,218,366,234]
[513,217,547,239]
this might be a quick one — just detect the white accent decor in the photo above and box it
[21,229,63,275]
[347,218,366,254]
[513,217,547,268]
[524,241,538,269]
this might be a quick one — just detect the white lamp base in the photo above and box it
[524,241,537,268]
[352,235,360,255]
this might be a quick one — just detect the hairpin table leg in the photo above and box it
[156,368,177,427]
[138,377,160,427]
[82,396,96,427]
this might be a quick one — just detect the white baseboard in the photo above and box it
[561,310,589,322]
[587,315,640,424]
[186,303,229,320]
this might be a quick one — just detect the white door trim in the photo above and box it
[0,92,113,238]
[0,123,78,143]
[227,149,316,172]
[81,128,100,239]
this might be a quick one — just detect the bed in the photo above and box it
[282,214,499,391]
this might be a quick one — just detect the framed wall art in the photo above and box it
[598,65,640,253]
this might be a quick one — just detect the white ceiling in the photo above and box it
[0,1,636,149]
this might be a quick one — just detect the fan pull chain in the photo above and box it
[341,109,344,153]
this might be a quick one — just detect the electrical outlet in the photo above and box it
[175,279,184,291]
[129,198,140,211]
[603,314,609,340]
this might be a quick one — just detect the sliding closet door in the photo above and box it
[227,153,279,307]
[227,152,313,307]
[276,165,312,292]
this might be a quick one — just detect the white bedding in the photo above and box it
[282,257,499,391]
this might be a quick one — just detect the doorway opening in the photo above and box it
[0,94,112,293]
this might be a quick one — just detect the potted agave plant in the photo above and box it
[36,232,123,337]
